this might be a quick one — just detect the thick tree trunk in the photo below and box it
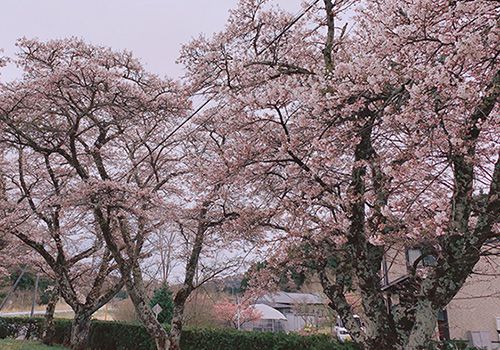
[168,302,186,350]
[70,310,92,350]
[405,300,438,350]
[126,278,170,350]
[363,326,400,350]
[91,207,170,350]
[42,286,60,345]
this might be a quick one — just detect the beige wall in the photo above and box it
[384,247,408,283]
[446,255,500,346]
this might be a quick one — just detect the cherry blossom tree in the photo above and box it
[180,1,499,349]
[213,296,262,329]
[0,145,124,349]
[1,37,264,350]
[160,126,268,350]
[0,52,12,278]
[0,38,189,350]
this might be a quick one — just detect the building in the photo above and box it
[383,247,500,350]
[255,291,327,332]
[241,304,287,332]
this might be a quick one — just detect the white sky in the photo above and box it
[0,0,302,81]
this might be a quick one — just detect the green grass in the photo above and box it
[0,339,68,349]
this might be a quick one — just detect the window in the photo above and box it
[406,248,437,268]
[437,309,450,341]
[253,319,285,332]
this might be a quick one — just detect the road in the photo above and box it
[0,309,73,317]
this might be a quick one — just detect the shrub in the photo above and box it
[180,328,358,350]
[1,318,481,350]
[0,318,8,339]
[0,317,43,340]
[1,317,355,349]
[88,320,158,350]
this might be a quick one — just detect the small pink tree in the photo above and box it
[213,296,262,329]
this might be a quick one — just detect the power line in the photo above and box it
[257,0,321,56]
[129,0,322,173]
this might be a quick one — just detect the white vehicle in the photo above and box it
[334,315,363,342]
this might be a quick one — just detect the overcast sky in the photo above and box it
[0,0,301,81]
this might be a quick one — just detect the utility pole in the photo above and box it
[0,266,28,311]
[231,285,241,330]
[236,294,241,330]
[30,273,40,318]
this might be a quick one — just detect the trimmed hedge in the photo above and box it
[180,328,354,350]
[0,317,357,350]
[1,318,475,350]
[0,317,41,340]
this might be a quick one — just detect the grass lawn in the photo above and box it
[0,339,68,349]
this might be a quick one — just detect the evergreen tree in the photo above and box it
[149,284,174,324]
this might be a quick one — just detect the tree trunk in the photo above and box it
[70,310,92,350]
[168,302,186,350]
[364,333,401,350]
[167,208,207,350]
[42,286,60,345]
[405,300,438,350]
[91,207,170,349]
[125,279,170,350]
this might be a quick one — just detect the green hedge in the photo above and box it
[180,328,354,350]
[0,317,42,340]
[0,317,356,350]
[2,317,474,350]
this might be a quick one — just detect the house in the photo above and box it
[383,247,500,350]
[255,291,327,332]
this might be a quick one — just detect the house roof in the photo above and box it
[251,304,287,320]
[257,292,324,306]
